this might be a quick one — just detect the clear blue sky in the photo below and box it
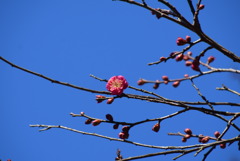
[0,1,239,161]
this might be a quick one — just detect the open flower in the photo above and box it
[106,75,128,95]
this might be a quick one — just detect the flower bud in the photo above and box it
[184,128,192,135]
[176,37,187,46]
[198,4,205,10]
[201,136,210,143]
[153,80,160,89]
[220,143,226,149]
[162,75,169,81]
[185,61,192,66]
[92,119,102,126]
[106,114,114,121]
[183,55,190,61]
[207,56,215,64]
[96,95,106,103]
[122,126,130,133]
[184,134,191,139]
[137,79,146,86]
[187,51,192,56]
[214,131,221,138]
[85,118,93,125]
[160,56,167,62]
[172,81,180,88]
[185,35,191,43]
[152,123,160,132]
[107,97,114,104]
[118,131,129,139]
[113,124,119,130]
[175,53,184,61]
[191,64,200,71]
[169,52,178,58]
[182,137,187,142]
[184,74,189,78]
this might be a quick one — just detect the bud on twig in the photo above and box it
[152,123,160,132]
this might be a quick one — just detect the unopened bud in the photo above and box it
[137,79,146,86]
[198,4,205,10]
[172,81,180,88]
[184,128,192,135]
[106,114,114,121]
[92,119,102,126]
[176,37,187,46]
[207,56,215,64]
[152,123,160,132]
[107,97,114,104]
[185,35,191,43]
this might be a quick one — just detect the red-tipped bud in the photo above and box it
[207,56,215,64]
[138,79,147,86]
[201,136,210,143]
[92,119,102,126]
[185,134,191,139]
[113,124,119,129]
[164,80,169,84]
[191,64,200,71]
[176,37,187,46]
[160,56,167,62]
[184,128,192,135]
[183,55,190,61]
[185,61,192,66]
[162,75,169,81]
[187,51,192,56]
[106,114,114,121]
[118,131,129,139]
[175,53,184,61]
[85,118,93,125]
[198,4,205,10]
[185,35,191,43]
[153,80,160,89]
[172,81,180,88]
[122,126,130,132]
[220,143,226,149]
[184,74,189,78]
[107,97,114,104]
[182,137,187,142]
[96,95,106,103]
[169,52,178,58]
[214,131,221,138]
[152,123,160,132]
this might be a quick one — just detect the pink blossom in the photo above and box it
[106,75,128,95]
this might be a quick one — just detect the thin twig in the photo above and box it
[190,79,215,110]
[216,84,240,96]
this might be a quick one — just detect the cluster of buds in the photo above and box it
[176,35,191,46]
[182,128,192,142]
[181,129,226,149]
[151,8,162,19]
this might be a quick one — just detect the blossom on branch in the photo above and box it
[106,75,128,95]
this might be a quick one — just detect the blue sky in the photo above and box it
[0,0,240,161]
